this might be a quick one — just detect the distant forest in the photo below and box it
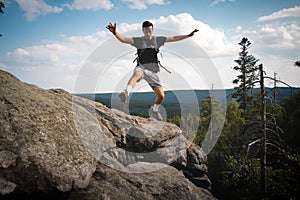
[75,87,298,118]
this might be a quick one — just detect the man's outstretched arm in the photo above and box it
[166,29,199,42]
[106,22,134,44]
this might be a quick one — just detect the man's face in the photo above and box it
[143,26,153,40]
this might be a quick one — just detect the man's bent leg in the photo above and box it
[149,86,164,120]
[153,87,165,105]
[128,70,143,88]
[119,70,143,103]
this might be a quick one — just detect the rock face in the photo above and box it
[0,70,215,199]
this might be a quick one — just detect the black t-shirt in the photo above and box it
[132,36,167,64]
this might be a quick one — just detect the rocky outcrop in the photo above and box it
[0,70,215,199]
[69,163,214,200]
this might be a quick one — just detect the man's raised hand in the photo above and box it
[188,29,199,37]
[106,22,117,35]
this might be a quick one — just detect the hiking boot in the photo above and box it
[149,107,163,121]
[119,91,128,103]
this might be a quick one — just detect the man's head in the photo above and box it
[142,21,153,40]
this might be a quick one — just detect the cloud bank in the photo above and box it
[3,12,300,91]
[121,0,168,10]
[64,0,114,11]
[258,6,300,22]
[16,0,63,21]
[4,13,236,91]
[16,0,170,21]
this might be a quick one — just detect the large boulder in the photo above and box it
[69,163,215,200]
[0,70,215,199]
[0,70,96,193]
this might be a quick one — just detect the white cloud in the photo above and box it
[115,13,238,57]
[151,13,238,57]
[7,31,108,66]
[118,22,140,33]
[0,62,9,69]
[13,13,298,92]
[121,0,168,10]
[4,31,109,91]
[8,43,69,64]
[4,12,299,92]
[3,13,239,92]
[210,0,235,6]
[233,23,300,51]
[16,0,63,21]
[229,22,300,88]
[64,0,114,11]
[15,0,114,20]
[258,25,293,48]
[258,6,300,22]
[259,55,300,88]
[76,13,239,92]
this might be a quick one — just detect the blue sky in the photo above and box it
[0,0,300,92]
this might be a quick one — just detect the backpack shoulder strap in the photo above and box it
[153,36,158,50]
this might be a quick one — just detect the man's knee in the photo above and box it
[133,70,142,77]
[156,89,165,100]
[129,71,142,85]
[159,92,165,100]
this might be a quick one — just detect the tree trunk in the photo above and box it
[259,64,266,200]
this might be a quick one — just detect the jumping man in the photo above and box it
[106,21,198,120]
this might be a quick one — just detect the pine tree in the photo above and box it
[232,37,259,112]
[194,93,225,154]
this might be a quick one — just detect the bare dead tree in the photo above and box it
[259,64,267,200]
[252,64,292,199]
